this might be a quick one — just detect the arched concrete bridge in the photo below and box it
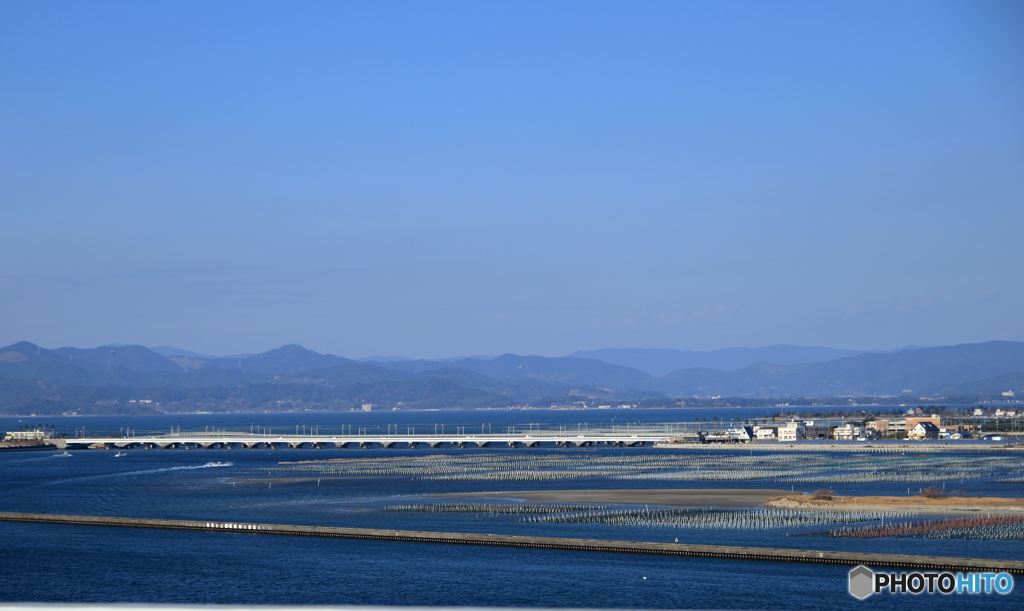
[63,431,672,450]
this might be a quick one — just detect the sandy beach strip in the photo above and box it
[765,494,1024,516]
[425,488,791,507]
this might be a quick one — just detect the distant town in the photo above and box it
[666,404,1023,444]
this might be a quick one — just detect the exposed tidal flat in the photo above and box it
[1,411,1023,609]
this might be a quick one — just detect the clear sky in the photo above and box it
[1,0,1022,358]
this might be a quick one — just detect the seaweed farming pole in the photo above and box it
[2,512,1023,574]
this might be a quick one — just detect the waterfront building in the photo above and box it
[801,422,830,439]
[832,424,865,440]
[3,430,50,442]
[778,422,805,441]
[908,421,940,440]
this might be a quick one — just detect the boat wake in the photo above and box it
[142,461,234,474]
[43,462,234,485]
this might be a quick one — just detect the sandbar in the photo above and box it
[766,494,1024,516]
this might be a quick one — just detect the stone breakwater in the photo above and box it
[1,511,1023,574]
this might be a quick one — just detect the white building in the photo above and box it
[726,426,754,442]
[833,424,865,440]
[908,421,940,440]
[3,430,50,442]
[778,422,806,441]
[753,426,778,440]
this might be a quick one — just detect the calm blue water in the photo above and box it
[1,411,1021,609]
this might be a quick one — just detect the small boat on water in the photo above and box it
[58,451,72,457]
[114,451,125,457]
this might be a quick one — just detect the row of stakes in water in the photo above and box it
[830,514,1024,540]
[369,453,1010,470]
[375,501,1024,539]
[260,452,939,473]
[381,502,613,514]
[520,507,917,530]
[253,453,1017,482]
[261,452,1019,472]
[263,453,835,471]
[251,467,998,483]
[380,503,916,531]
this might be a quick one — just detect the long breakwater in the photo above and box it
[2,511,1022,574]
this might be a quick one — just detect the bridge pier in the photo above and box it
[67,432,671,451]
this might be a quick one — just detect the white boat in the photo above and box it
[114,451,125,457]
[58,451,72,457]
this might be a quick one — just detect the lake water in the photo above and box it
[1,410,1021,609]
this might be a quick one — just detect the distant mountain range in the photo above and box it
[660,341,1024,397]
[565,346,865,377]
[142,343,917,376]
[0,340,1021,415]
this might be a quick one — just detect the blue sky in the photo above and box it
[1,0,1022,358]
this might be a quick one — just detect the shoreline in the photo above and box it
[765,494,1024,516]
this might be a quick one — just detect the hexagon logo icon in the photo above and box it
[849,565,874,600]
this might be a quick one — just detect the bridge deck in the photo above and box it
[63,433,671,449]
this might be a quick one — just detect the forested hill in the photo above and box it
[0,342,664,415]
[0,340,1021,415]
